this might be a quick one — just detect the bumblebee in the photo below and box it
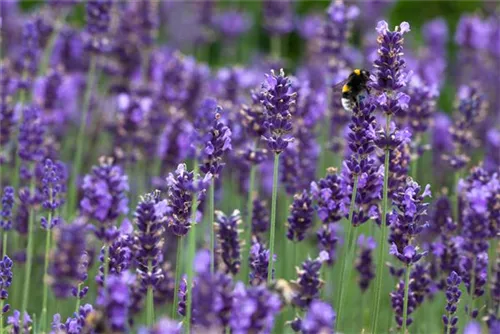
[334,69,371,111]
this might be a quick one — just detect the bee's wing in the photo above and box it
[331,78,349,90]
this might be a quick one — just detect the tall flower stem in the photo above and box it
[12,89,26,192]
[209,179,215,275]
[1,233,6,258]
[336,175,359,330]
[67,56,97,214]
[371,114,392,333]
[22,169,36,323]
[242,163,257,284]
[40,210,53,332]
[185,163,199,333]
[146,260,154,326]
[267,154,280,284]
[172,237,182,319]
[402,264,412,334]
[271,35,281,59]
[75,284,81,313]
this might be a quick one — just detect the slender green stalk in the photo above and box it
[185,162,199,334]
[40,211,53,333]
[22,171,36,323]
[267,154,280,284]
[411,158,418,180]
[2,233,6,259]
[68,56,97,213]
[336,175,359,331]
[171,238,182,319]
[12,89,26,192]
[371,114,392,334]
[75,284,81,313]
[209,179,215,275]
[402,264,412,334]
[38,17,64,76]
[271,35,281,59]
[242,163,257,284]
[146,260,154,326]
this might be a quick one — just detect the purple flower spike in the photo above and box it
[300,300,336,334]
[356,235,376,292]
[16,20,39,83]
[200,108,232,178]
[85,0,112,53]
[443,271,461,334]
[1,187,15,231]
[97,273,131,332]
[0,256,13,314]
[263,0,294,35]
[140,317,182,334]
[7,310,32,334]
[249,238,275,286]
[229,282,281,334]
[316,223,340,266]
[166,163,212,237]
[292,252,328,309]
[286,190,314,242]
[261,69,297,154]
[80,157,129,242]
[311,168,344,225]
[251,199,269,236]
[41,159,66,212]
[215,210,242,275]
[18,105,46,163]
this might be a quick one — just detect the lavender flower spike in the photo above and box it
[1,187,15,231]
[292,251,329,309]
[301,300,336,334]
[96,273,132,332]
[249,238,275,286]
[286,190,314,242]
[443,271,462,334]
[0,255,13,314]
[200,108,232,178]
[215,210,242,275]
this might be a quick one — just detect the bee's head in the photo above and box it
[360,69,370,80]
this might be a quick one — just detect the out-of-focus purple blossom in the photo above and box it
[422,18,448,53]
[96,273,131,332]
[178,274,187,317]
[389,178,431,261]
[485,129,500,173]
[420,18,448,87]
[356,235,376,292]
[52,304,93,334]
[7,310,32,334]
[213,10,253,39]
[251,199,269,237]
[443,271,461,334]
[286,190,314,242]
[0,65,17,148]
[18,105,46,163]
[381,142,411,201]
[261,69,297,154]
[215,210,242,275]
[443,85,487,171]
[33,69,65,126]
[249,238,275,286]
[0,255,13,314]
[391,276,416,328]
[229,282,281,334]
[409,263,432,307]
[134,191,167,289]
[80,157,129,241]
[71,250,89,300]
[297,14,323,40]
[311,168,343,225]
[166,163,212,237]
[40,159,66,212]
[1,187,15,231]
[200,109,232,178]
[371,20,411,93]
[431,112,454,174]
[463,321,481,334]
[16,20,39,84]
[300,299,336,334]
[292,252,329,309]
[153,262,175,308]
[240,90,268,140]
[49,221,88,298]
[263,0,293,35]
[85,0,112,53]
[316,223,340,266]
[139,317,182,334]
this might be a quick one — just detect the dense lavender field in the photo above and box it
[0,0,499,333]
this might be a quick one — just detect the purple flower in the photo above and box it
[0,65,17,147]
[80,157,129,241]
[249,238,275,286]
[240,89,268,140]
[166,163,212,237]
[455,15,489,50]
[178,274,187,317]
[443,271,461,334]
[18,105,46,163]
[16,20,39,83]
[1,186,15,231]
[391,277,416,328]
[316,223,340,266]
[85,0,112,52]
[140,317,182,334]
[261,69,297,154]
[49,221,88,298]
[292,252,328,308]
[251,199,269,236]
[7,310,32,334]
[134,191,167,289]
[297,14,323,40]
[286,190,314,242]
[311,168,343,225]
[214,10,252,39]
[200,108,232,178]
[263,0,294,35]
[97,273,131,332]
[371,21,411,92]
[300,300,336,334]
[390,244,426,266]
[463,321,481,334]
[52,304,93,334]
[356,235,376,292]
[215,210,242,275]
[40,159,66,212]
[229,282,281,334]
[0,256,13,314]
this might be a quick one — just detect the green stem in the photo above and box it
[402,264,412,334]
[38,18,64,76]
[171,238,182,319]
[271,35,281,58]
[242,163,257,284]
[411,157,418,181]
[336,175,359,331]
[68,56,97,213]
[267,154,280,284]
[371,114,392,334]
[12,89,26,192]
[2,231,7,258]
[146,260,154,326]
[40,211,52,333]
[22,170,36,323]
[75,284,81,313]
[209,179,215,275]
[185,162,199,334]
